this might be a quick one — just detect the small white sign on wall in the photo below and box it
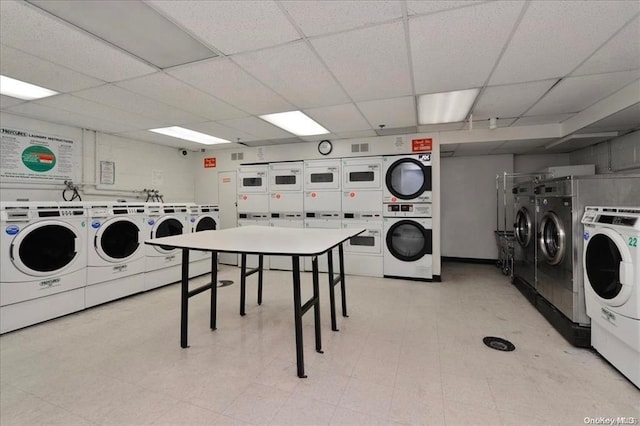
[151,169,164,186]
[100,160,115,185]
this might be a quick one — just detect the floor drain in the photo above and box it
[217,280,234,288]
[483,336,515,352]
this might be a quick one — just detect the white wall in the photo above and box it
[514,153,571,174]
[0,112,198,203]
[570,130,640,174]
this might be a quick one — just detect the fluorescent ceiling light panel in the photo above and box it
[27,0,218,69]
[259,111,329,136]
[418,88,480,124]
[149,126,231,145]
[0,75,59,100]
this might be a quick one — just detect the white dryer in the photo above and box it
[343,156,382,191]
[1,202,87,333]
[188,204,219,277]
[238,164,269,216]
[304,159,341,193]
[303,215,341,273]
[383,203,433,280]
[85,202,146,307]
[342,217,383,277]
[383,154,432,203]
[270,214,304,271]
[238,215,270,269]
[144,203,190,290]
[582,206,640,387]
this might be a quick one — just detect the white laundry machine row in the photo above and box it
[1,202,87,333]
[342,216,383,277]
[238,164,270,269]
[84,202,147,308]
[144,203,191,291]
[582,206,640,388]
[383,202,433,281]
[187,204,219,277]
[383,154,432,203]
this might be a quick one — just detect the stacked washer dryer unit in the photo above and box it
[303,159,342,272]
[382,154,433,280]
[534,174,640,347]
[1,202,87,333]
[582,206,640,387]
[187,203,219,277]
[84,202,146,307]
[237,164,270,269]
[512,180,537,303]
[269,162,304,271]
[144,202,190,290]
[342,157,384,277]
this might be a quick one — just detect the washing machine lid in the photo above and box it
[386,220,432,261]
[385,157,432,200]
[585,228,634,306]
[515,207,533,247]
[538,211,566,265]
[10,220,79,276]
[94,216,141,262]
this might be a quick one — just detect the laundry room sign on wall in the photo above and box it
[411,138,432,152]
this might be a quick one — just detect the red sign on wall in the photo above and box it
[412,138,432,152]
[204,157,217,168]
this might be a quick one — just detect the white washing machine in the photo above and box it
[383,203,433,280]
[85,202,146,307]
[383,154,432,203]
[1,202,87,333]
[144,203,190,290]
[343,157,382,191]
[582,206,640,387]
[342,217,383,277]
[188,204,219,277]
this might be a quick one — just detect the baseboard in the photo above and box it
[442,256,496,265]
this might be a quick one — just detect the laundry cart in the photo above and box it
[494,230,514,276]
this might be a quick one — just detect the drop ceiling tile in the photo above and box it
[406,1,486,16]
[334,130,378,139]
[310,22,411,102]
[581,103,640,133]
[185,121,257,144]
[233,42,349,109]
[115,72,247,121]
[0,0,155,82]
[6,102,137,133]
[473,80,557,121]
[410,1,523,94]
[34,94,166,130]
[304,103,371,133]
[356,96,416,129]
[0,45,104,92]
[527,70,640,116]
[573,17,640,76]
[167,59,294,115]
[217,116,295,140]
[0,95,26,109]
[148,0,300,55]
[281,1,401,37]
[72,84,203,125]
[512,113,575,126]
[490,1,640,85]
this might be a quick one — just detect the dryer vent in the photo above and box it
[351,143,369,153]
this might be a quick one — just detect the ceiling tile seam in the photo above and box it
[516,77,564,119]
[567,12,640,79]
[406,0,494,19]
[400,1,419,129]
[23,1,162,76]
[273,0,374,131]
[467,1,530,124]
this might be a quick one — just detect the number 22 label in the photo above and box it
[629,237,638,248]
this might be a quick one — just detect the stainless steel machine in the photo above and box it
[534,174,640,346]
[512,180,536,303]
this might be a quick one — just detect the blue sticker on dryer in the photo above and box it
[5,225,20,235]
[91,221,101,229]
[583,231,589,240]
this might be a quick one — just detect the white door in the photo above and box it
[218,171,238,265]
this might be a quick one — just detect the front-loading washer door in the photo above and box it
[515,207,533,248]
[584,230,633,306]
[386,220,432,261]
[538,211,566,265]
[95,217,141,262]
[151,216,184,253]
[10,220,79,276]
[385,158,432,200]
[195,215,217,232]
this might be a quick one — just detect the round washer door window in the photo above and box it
[538,211,566,265]
[515,207,532,247]
[153,217,184,252]
[195,216,217,232]
[585,233,624,301]
[12,221,78,276]
[386,220,432,262]
[96,218,141,261]
[385,159,431,200]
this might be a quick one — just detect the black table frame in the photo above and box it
[177,244,349,378]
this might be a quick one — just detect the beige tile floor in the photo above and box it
[1,262,638,425]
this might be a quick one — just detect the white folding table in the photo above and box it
[145,225,365,378]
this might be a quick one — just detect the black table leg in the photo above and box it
[210,252,218,330]
[326,249,338,331]
[180,248,190,348]
[240,253,247,316]
[338,244,349,318]
[312,256,323,354]
[291,256,306,378]
[257,254,264,305]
